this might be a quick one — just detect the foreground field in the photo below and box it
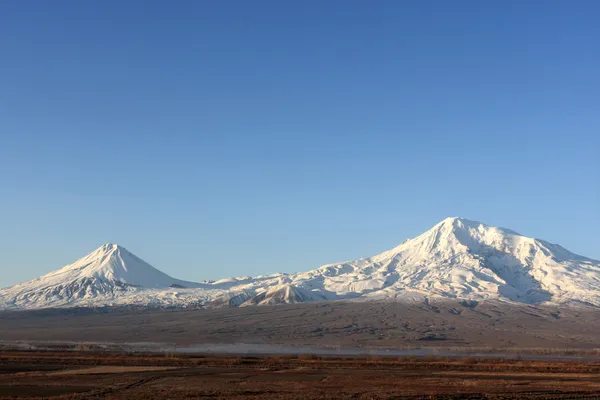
[2,351,600,399]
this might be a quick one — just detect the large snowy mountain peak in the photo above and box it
[2,218,600,309]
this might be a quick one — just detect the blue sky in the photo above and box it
[1,0,598,286]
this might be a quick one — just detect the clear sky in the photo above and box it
[1,0,598,287]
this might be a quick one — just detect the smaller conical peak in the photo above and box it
[42,242,188,289]
[68,243,126,268]
[95,243,126,254]
[100,243,119,249]
[76,243,132,266]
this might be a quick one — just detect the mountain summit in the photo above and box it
[0,243,200,308]
[44,243,186,289]
[2,218,600,309]
[305,216,598,305]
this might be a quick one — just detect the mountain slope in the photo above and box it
[0,244,204,309]
[2,218,600,309]
[286,217,600,305]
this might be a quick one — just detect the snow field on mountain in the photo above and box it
[2,217,600,309]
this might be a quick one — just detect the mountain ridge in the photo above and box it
[2,217,599,310]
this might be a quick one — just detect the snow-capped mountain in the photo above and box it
[293,217,600,305]
[2,217,600,310]
[0,243,203,309]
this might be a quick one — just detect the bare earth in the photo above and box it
[3,351,600,399]
[3,300,600,398]
[1,300,600,349]
[49,366,176,376]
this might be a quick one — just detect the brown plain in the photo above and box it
[3,351,600,399]
[3,299,600,398]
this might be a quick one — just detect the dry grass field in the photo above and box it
[2,351,600,399]
[3,301,600,398]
